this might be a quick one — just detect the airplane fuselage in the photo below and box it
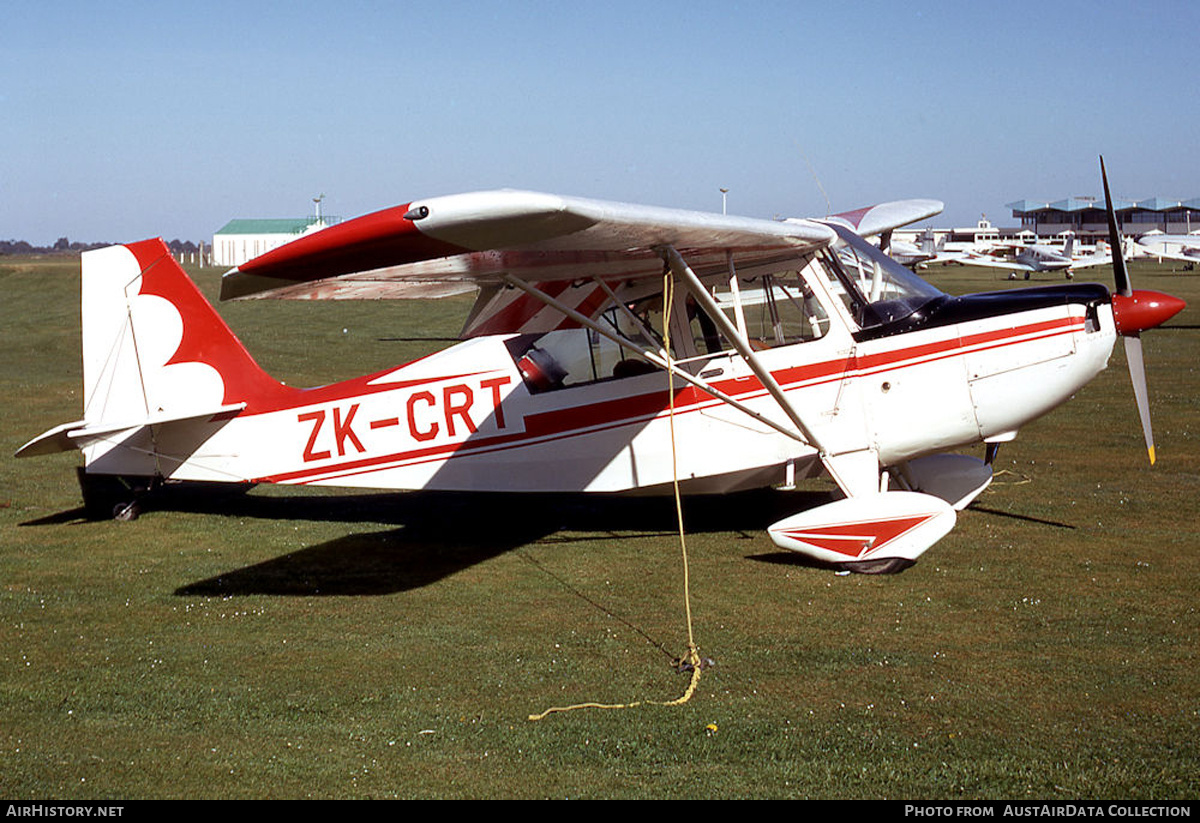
[86,280,1116,500]
[1015,245,1074,271]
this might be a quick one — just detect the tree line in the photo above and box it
[0,237,202,255]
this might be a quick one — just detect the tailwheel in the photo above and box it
[77,468,153,521]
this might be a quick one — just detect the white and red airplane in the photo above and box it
[16,160,1184,573]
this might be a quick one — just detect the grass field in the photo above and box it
[1,253,1197,799]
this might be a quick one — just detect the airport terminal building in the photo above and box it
[1008,196,1200,240]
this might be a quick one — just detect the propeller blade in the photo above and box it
[1099,155,1131,297]
[1123,334,1156,464]
[1099,157,1186,464]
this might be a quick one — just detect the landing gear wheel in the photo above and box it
[77,469,153,521]
[112,500,141,522]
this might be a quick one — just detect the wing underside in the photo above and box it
[1137,236,1200,262]
[220,190,834,298]
[218,189,837,338]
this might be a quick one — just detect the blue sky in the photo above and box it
[4,1,1198,245]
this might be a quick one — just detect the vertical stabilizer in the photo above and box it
[14,239,301,473]
[81,239,292,429]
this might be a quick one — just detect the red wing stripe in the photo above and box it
[472,281,573,336]
[553,284,611,331]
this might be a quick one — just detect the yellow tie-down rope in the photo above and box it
[528,268,704,721]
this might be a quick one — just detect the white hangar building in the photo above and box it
[212,213,340,268]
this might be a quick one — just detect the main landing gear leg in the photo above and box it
[985,442,1001,466]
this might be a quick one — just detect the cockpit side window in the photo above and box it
[705,254,833,350]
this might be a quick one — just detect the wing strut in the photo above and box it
[725,251,749,340]
[656,245,829,455]
[500,274,810,445]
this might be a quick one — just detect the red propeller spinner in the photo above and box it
[1111,290,1186,335]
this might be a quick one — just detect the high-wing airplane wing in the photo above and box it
[954,251,1038,272]
[219,189,839,339]
[1136,234,1200,263]
[220,190,836,303]
[815,199,944,239]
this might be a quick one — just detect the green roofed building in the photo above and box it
[212,214,341,267]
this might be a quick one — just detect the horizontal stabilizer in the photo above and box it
[16,404,246,458]
[14,420,88,458]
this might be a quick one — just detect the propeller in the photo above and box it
[1099,156,1186,464]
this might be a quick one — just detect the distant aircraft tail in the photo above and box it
[919,228,939,255]
[1062,233,1075,259]
[17,239,295,471]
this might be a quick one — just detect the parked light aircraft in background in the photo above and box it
[881,228,945,269]
[1136,232,1200,265]
[16,160,1184,573]
[954,232,1112,279]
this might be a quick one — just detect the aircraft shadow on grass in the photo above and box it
[21,485,1079,595]
[17,484,845,594]
[134,485,831,597]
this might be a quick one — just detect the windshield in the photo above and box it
[825,224,945,327]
